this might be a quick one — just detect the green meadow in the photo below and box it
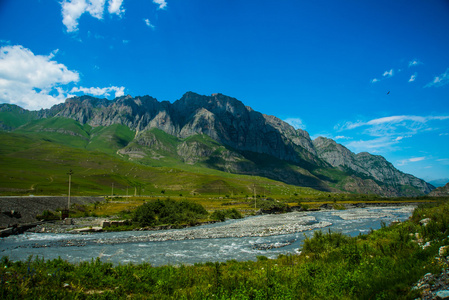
[0,120,331,199]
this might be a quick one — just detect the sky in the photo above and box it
[0,0,448,183]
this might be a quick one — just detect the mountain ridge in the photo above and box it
[0,92,434,196]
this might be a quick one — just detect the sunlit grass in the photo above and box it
[2,199,448,299]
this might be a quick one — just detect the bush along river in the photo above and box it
[0,206,415,266]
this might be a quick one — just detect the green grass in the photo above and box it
[87,124,135,155]
[1,199,448,299]
[0,115,433,199]
[0,104,39,129]
[0,131,326,199]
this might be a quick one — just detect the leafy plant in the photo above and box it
[132,198,208,227]
[211,208,242,221]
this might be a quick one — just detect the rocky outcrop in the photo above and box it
[428,183,449,197]
[313,137,434,195]
[36,92,319,166]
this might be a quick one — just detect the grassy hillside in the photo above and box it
[15,117,92,148]
[87,124,135,155]
[0,131,327,199]
[0,115,429,198]
[0,104,39,130]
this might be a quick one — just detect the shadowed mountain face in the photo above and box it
[0,92,435,196]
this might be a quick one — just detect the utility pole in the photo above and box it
[253,183,256,209]
[111,182,114,197]
[67,169,73,215]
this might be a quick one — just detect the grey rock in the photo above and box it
[429,183,449,197]
[436,290,449,299]
[313,136,433,196]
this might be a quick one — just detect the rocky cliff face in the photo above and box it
[48,92,319,166]
[313,137,434,195]
[2,92,435,196]
[428,183,449,197]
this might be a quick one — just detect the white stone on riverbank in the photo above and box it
[96,212,332,244]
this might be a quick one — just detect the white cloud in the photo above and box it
[366,115,428,125]
[334,136,351,140]
[0,45,79,110]
[338,115,449,132]
[335,115,449,154]
[383,69,394,77]
[394,135,412,141]
[409,157,426,162]
[144,19,155,29]
[409,73,417,82]
[61,0,89,32]
[284,118,306,130]
[61,0,127,32]
[370,69,394,83]
[153,0,167,9]
[436,159,449,165]
[70,86,125,98]
[440,133,449,136]
[345,137,398,153]
[62,0,107,32]
[86,0,106,19]
[61,1,168,32]
[108,0,124,16]
[425,68,449,88]
[408,59,421,67]
[397,157,426,166]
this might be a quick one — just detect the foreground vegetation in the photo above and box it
[2,199,448,299]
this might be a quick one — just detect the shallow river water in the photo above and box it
[0,206,415,266]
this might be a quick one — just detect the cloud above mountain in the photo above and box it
[0,45,79,110]
[70,86,125,98]
[284,117,306,130]
[0,45,125,110]
[335,114,449,153]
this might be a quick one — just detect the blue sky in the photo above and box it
[0,0,448,182]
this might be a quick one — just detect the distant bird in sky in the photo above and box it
[387,91,390,95]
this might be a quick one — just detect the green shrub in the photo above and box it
[36,210,59,221]
[132,199,208,227]
[257,199,288,212]
[211,208,242,221]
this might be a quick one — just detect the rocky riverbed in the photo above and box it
[2,206,417,266]
[26,212,332,245]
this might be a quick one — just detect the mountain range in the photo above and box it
[0,92,435,197]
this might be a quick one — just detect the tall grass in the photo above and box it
[2,200,448,299]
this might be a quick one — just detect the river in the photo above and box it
[0,205,415,266]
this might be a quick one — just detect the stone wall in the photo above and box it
[0,196,103,227]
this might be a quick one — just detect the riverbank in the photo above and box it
[25,203,418,240]
[19,206,414,251]
[1,201,447,299]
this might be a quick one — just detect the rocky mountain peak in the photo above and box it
[313,135,434,195]
[1,91,436,196]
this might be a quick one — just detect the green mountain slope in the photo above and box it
[0,104,40,130]
[0,131,324,198]
[87,124,135,155]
